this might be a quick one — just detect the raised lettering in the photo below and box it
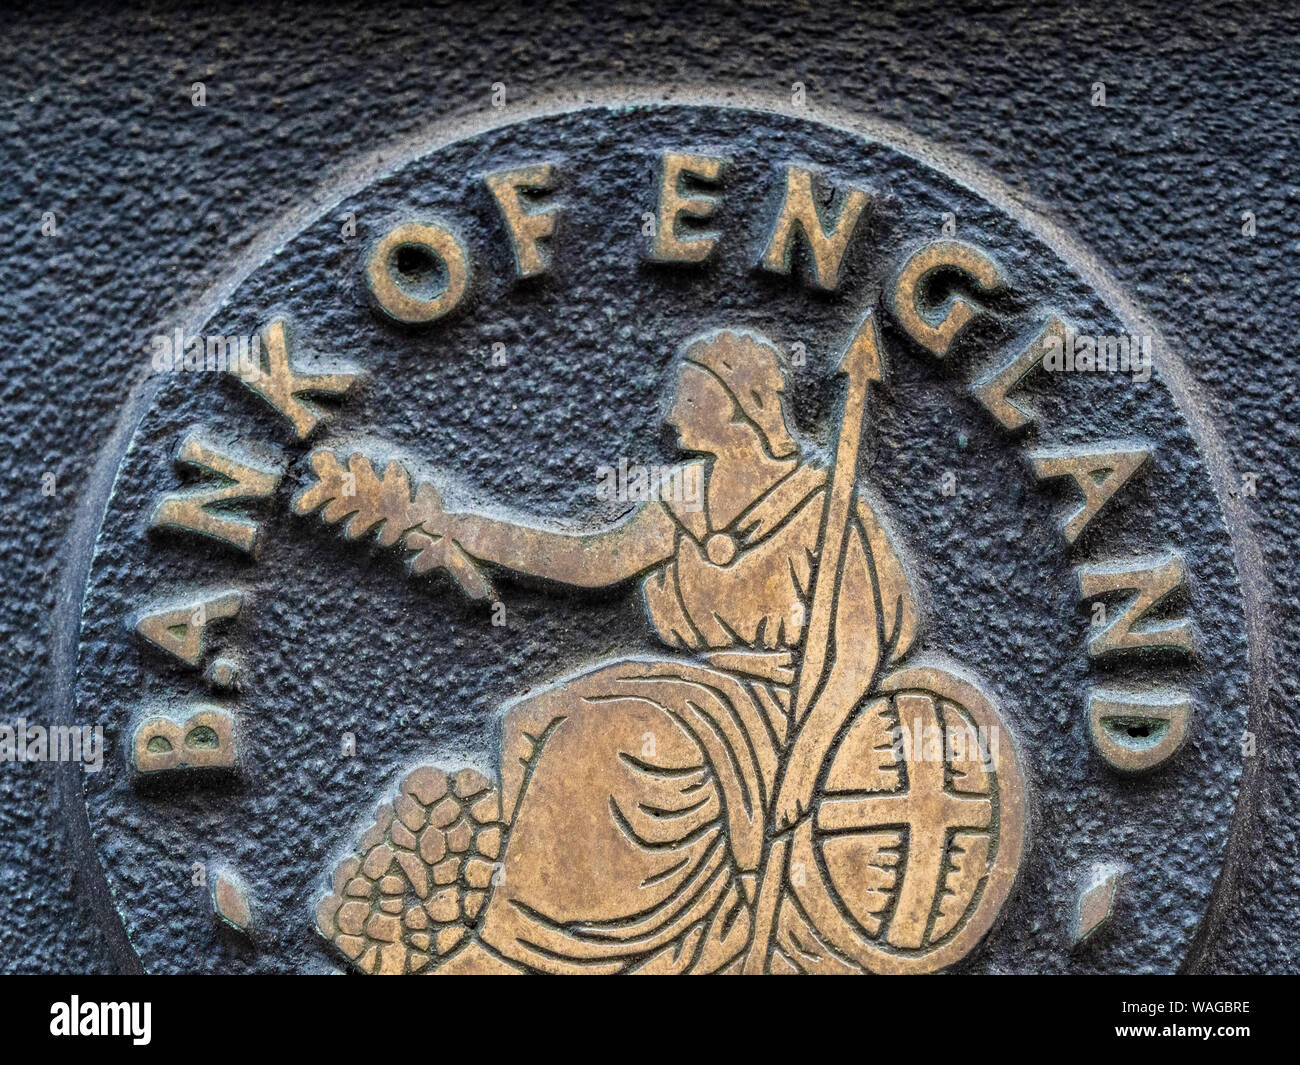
[485,163,560,277]
[150,434,283,556]
[232,318,357,439]
[1077,553,1195,657]
[972,315,1068,431]
[1030,444,1151,544]
[131,705,237,774]
[1088,687,1192,772]
[650,152,724,264]
[365,220,470,324]
[132,589,243,667]
[759,165,869,291]
[889,241,1005,357]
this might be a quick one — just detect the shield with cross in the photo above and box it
[783,663,1028,974]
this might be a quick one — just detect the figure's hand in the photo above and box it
[402,485,493,600]
[406,524,493,600]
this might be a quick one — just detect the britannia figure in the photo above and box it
[305,320,1025,975]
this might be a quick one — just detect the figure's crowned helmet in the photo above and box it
[683,330,798,459]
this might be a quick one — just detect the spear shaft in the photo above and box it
[793,315,881,724]
[741,309,883,974]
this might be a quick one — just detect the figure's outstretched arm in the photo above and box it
[449,505,677,587]
[293,448,677,599]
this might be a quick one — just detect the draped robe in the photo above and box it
[474,459,919,973]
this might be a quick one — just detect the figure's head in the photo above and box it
[667,330,797,460]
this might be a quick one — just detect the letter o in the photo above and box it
[365,220,470,324]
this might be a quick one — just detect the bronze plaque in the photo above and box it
[65,95,1261,974]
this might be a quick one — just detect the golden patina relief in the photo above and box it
[73,103,1249,975]
[305,318,1027,974]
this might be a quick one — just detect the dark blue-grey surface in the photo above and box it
[1,0,1295,973]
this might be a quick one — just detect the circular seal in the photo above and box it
[63,93,1259,974]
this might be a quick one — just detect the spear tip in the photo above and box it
[838,309,885,383]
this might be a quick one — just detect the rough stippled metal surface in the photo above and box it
[0,2,1294,975]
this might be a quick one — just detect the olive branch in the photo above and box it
[292,450,493,600]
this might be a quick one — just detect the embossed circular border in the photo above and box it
[51,86,1270,973]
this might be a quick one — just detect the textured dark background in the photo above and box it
[0,0,1295,973]
[71,105,1253,974]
